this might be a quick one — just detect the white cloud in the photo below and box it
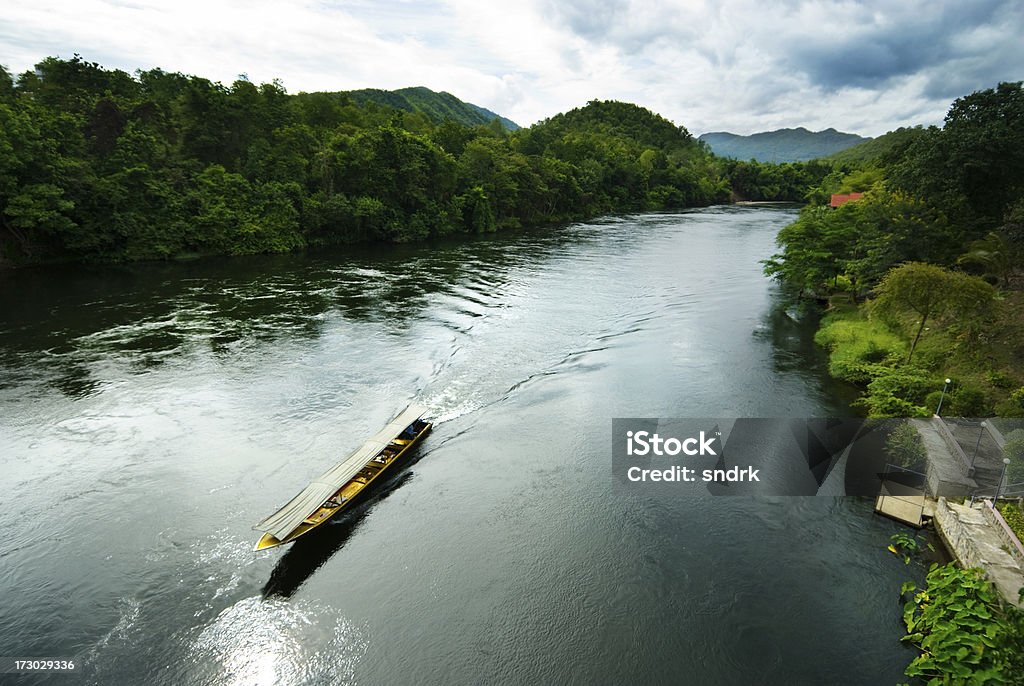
[1,0,1021,137]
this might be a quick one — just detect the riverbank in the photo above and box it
[813,293,1024,419]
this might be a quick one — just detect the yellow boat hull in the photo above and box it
[255,422,432,551]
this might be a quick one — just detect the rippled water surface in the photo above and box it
[0,208,918,684]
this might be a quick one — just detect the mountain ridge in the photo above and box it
[340,86,520,131]
[699,127,870,163]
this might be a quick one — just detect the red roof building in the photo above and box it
[830,192,864,208]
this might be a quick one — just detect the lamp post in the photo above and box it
[935,378,952,416]
[969,421,987,474]
[995,457,1011,502]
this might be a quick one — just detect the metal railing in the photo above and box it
[968,481,1024,506]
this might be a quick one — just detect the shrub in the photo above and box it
[1002,387,1024,417]
[815,315,906,384]
[988,370,1016,390]
[856,394,931,418]
[996,502,1024,543]
[996,398,1024,418]
[886,422,927,469]
[949,386,991,417]
[872,367,936,401]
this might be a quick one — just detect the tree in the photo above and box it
[891,82,1024,226]
[0,55,800,264]
[871,263,995,364]
[763,204,858,295]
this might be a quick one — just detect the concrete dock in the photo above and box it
[874,488,935,527]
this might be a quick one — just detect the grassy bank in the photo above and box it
[813,292,1024,418]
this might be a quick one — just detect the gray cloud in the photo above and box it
[542,0,702,53]
[784,0,1014,91]
[1,0,1022,137]
[544,0,630,40]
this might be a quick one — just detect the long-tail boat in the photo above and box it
[254,404,431,551]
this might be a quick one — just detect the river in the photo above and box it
[0,207,918,684]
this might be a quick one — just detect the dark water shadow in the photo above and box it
[757,295,862,412]
[261,508,371,600]
[261,442,433,599]
[0,228,591,399]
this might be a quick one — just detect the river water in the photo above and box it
[0,207,919,684]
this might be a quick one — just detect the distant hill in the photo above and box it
[698,127,869,163]
[823,126,930,165]
[343,86,519,131]
[529,99,696,150]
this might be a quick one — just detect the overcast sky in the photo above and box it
[2,0,1022,137]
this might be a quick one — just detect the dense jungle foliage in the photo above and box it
[0,56,827,265]
[765,82,1024,420]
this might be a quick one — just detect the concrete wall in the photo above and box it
[985,421,1007,451]
[933,497,1024,608]
[933,497,985,569]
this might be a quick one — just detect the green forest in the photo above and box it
[764,81,1024,420]
[0,55,827,266]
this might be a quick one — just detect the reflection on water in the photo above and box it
[185,596,367,686]
[0,230,593,401]
[263,513,369,601]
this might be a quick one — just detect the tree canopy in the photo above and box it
[0,57,822,265]
[870,262,995,363]
[766,82,1024,421]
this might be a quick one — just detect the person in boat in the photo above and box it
[400,421,420,440]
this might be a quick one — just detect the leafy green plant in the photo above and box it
[854,366,936,417]
[1001,388,1024,418]
[888,532,932,564]
[987,370,1016,390]
[814,313,907,384]
[900,563,1022,684]
[950,386,992,417]
[996,399,1024,419]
